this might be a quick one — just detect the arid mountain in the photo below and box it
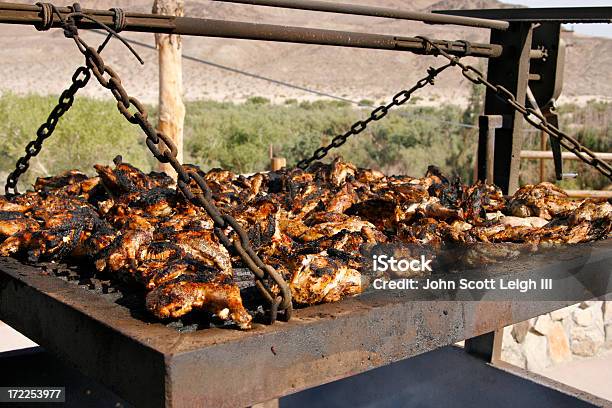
[0,0,610,104]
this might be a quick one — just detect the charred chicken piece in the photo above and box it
[167,230,233,276]
[0,206,115,261]
[34,170,101,198]
[463,182,506,222]
[94,161,173,198]
[289,251,362,305]
[95,229,153,274]
[0,211,39,239]
[508,182,579,220]
[0,196,31,213]
[146,277,252,329]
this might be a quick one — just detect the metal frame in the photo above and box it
[2,240,612,407]
[0,3,502,58]
[476,22,534,194]
[438,7,611,193]
[1,4,612,407]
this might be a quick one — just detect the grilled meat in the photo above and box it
[34,170,101,199]
[289,251,362,305]
[508,182,578,220]
[146,278,252,329]
[0,211,39,238]
[0,196,30,213]
[1,158,610,330]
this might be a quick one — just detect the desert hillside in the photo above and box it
[0,0,611,104]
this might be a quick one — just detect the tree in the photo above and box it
[153,0,185,178]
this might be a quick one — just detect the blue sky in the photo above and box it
[507,0,612,38]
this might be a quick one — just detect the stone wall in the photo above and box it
[501,301,612,372]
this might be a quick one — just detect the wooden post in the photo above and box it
[153,0,185,178]
[269,144,286,171]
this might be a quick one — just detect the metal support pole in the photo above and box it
[540,130,547,182]
[477,115,505,184]
[464,330,503,364]
[212,0,510,30]
[544,108,564,180]
[433,6,612,23]
[528,23,567,181]
[479,22,534,194]
[0,3,502,58]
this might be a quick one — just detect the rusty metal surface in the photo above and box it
[0,2,502,58]
[1,240,612,407]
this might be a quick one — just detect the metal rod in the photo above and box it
[211,0,509,31]
[521,150,612,161]
[174,17,502,57]
[433,7,612,23]
[0,3,502,58]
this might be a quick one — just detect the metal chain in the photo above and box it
[5,3,291,323]
[4,2,130,196]
[296,62,454,169]
[4,66,91,196]
[72,36,292,323]
[416,36,612,182]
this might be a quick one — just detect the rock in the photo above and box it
[502,344,527,368]
[550,304,578,321]
[573,307,593,327]
[533,314,554,336]
[590,305,605,333]
[580,300,602,309]
[605,324,612,348]
[561,315,574,338]
[512,320,531,343]
[604,301,612,324]
[502,326,526,368]
[523,331,550,372]
[546,322,572,364]
[570,326,604,357]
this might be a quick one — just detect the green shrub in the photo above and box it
[0,92,154,190]
[1,93,609,191]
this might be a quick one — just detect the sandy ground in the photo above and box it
[1,1,611,105]
[1,319,610,403]
[538,350,612,402]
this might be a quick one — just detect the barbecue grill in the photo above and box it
[1,2,612,407]
[2,239,612,407]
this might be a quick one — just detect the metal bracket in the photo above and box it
[464,330,502,363]
[477,114,510,184]
[480,22,534,194]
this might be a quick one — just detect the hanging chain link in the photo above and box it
[6,4,292,323]
[4,66,91,196]
[4,1,136,196]
[77,38,292,323]
[296,62,454,169]
[415,36,612,182]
